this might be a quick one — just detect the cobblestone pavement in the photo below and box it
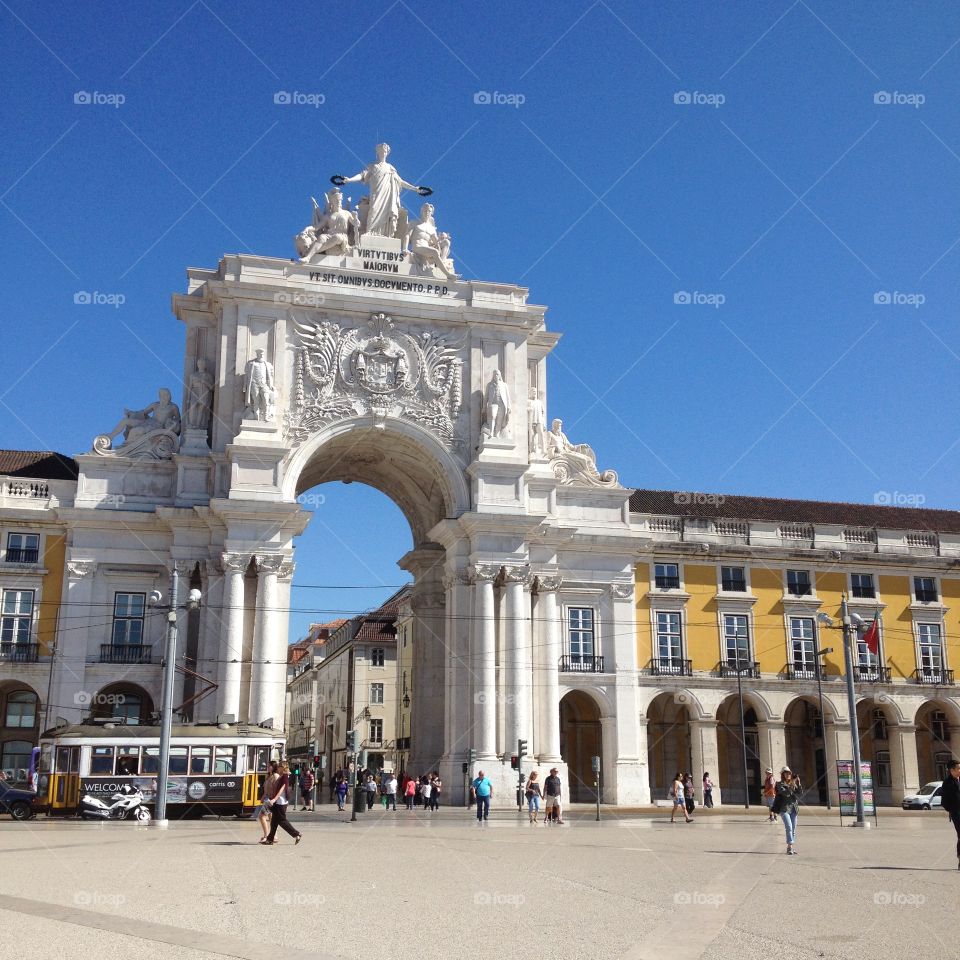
[0,804,955,960]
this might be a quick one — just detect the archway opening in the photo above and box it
[717,696,761,805]
[915,700,957,785]
[855,697,896,805]
[784,697,828,805]
[92,683,154,725]
[1,682,40,782]
[559,690,601,802]
[646,692,692,802]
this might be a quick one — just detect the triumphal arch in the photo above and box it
[67,144,646,803]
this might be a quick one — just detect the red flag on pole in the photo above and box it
[862,611,880,655]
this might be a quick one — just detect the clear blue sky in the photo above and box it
[2,1,958,639]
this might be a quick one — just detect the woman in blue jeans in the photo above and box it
[774,767,802,855]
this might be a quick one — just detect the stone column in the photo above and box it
[472,564,499,760]
[503,565,532,756]
[826,722,854,801]
[535,576,563,762]
[248,555,283,725]
[757,719,786,805]
[689,719,722,807]
[888,723,920,804]
[56,560,96,724]
[216,553,248,722]
[636,716,652,805]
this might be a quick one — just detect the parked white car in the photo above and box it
[901,782,943,810]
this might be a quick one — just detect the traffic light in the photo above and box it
[467,748,477,764]
[517,739,528,759]
[293,763,301,777]
[313,755,321,765]
[510,755,518,770]
[346,729,357,753]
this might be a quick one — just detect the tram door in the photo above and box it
[54,747,81,808]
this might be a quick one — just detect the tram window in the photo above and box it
[215,747,236,774]
[168,747,188,775]
[90,747,114,775]
[143,748,159,774]
[190,747,212,774]
[56,747,71,773]
[115,749,140,776]
[40,745,53,774]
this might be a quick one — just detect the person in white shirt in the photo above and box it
[383,773,398,811]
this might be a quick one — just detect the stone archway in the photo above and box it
[783,697,829,805]
[646,692,694,803]
[559,690,602,802]
[92,682,154,725]
[717,695,764,806]
[915,699,960,785]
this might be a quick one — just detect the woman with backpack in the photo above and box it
[264,761,303,846]
[774,766,802,855]
[256,761,278,843]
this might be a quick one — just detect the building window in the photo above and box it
[1,590,34,644]
[850,573,875,599]
[369,718,383,744]
[723,614,750,666]
[930,710,949,743]
[4,690,38,728]
[871,709,888,741]
[786,570,812,597]
[1,740,34,782]
[721,566,746,592]
[111,593,145,645]
[917,623,943,674]
[654,563,680,590]
[857,632,880,669]
[655,612,683,665]
[789,617,816,676]
[914,577,938,603]
[5,533,39,565]
[568,607,595,664]
[370,683,384,704]
[875,750,891,787]
[370,648,385,667]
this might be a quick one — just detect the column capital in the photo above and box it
[534,574,562,594]
[168,559,199,578]
[470,563,500,583]
[443,569,472,590]
[66,560,95,580]
[254,554,285,575]
[222,552,250,574]
[278,560,295,582]
[502,564,531,586]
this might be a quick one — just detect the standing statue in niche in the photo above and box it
[482,369,511,439]
[295,188,361,262]
[331,143,432,239]
[245,349,275,422]
[405,203,459,280]
[186,358,214,430]
[529,388,546,457]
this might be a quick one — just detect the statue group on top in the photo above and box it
[93,388,182,460]
[294,143,458,280]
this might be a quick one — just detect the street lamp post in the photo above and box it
[814,637,834,811]
[153,568,202,826]
[734,649,750,810]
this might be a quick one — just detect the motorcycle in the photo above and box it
[79,784,152,822]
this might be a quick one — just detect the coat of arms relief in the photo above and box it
[285,312,464,446]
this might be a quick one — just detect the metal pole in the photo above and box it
[595,770,601,822]
[155,567,180,824]
[736,654,749,809]
[349,751,358,822]
[814,632,831,810]
[841,595,866,826]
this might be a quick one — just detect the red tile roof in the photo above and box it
[0,450,78,481]
[628,488,960,534]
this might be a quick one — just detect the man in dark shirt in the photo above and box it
[544,767,564,824]
[940,759,960,869]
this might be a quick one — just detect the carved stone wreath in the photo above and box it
[285,312,464,445]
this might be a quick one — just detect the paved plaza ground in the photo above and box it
[0,803,956,960]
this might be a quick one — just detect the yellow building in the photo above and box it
[632,489,960,807]
[0,451,75,781]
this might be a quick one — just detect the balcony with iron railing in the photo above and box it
[0,642,39,663]
[911,668,954,686]
[4,548,39,564]
[718,660,761,679]
[99,644,153,664]
[559,654,605,673]
[647,657,692,677]
[855,665,891,682]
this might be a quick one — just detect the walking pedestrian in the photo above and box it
[299,767,315,811]
[429,773,442,811]
[940,758,960,870]
[774,766,802,855]
[670,771,691,823]
[421,776,433,810]
[472,769,493,822]
[702,772,714,808]
[403,775,416,810]
[256,761,278,843]
[264,761,303,846]
[544,767,564,824]
[683,773,696,819]
[364,774,377,810]
[335,776,348,812]
[762,768,777,821]
[383,772,398,810]
[525,770,543,823]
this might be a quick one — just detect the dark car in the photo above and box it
[0,781,37,820]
